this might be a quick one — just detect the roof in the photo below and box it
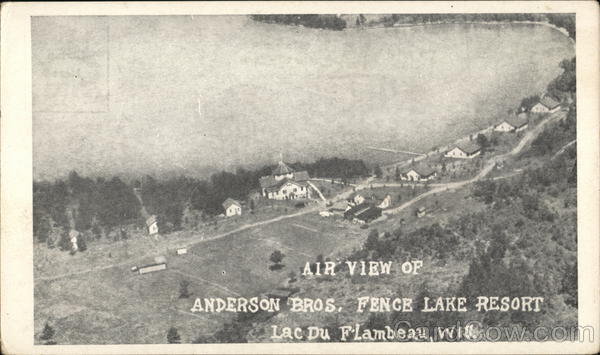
[272,161,294,175]
[499,115,528,129]
[145,215,157,227]
[345,202,371,216]
[68,229,80,239]
[539,95,560,109]
[222,198,242,209]
[259,171,310,189]
[355,206,382,221]
[293,170,310,181]
[452,142,481,155]
[404,165,436,177]
[263,178,309,192]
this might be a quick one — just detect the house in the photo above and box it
[378,194,392,209]
[444,142,481,159]
[347,193,365,207]
[416,206,427,218]
[259,161,311,200]
[146,215,159,235]
[531,95,561,114]
[176,248,188,255]
[344,203,382,224]
[138,262,167,275]
[401,165,437,181]
[494,114,529,133]
[222,198,242,217]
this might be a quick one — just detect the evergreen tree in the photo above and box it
[40,322,56,344]
[179,280,191,298]
[167,327,181,344]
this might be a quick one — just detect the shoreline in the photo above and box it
[351,20,574,43]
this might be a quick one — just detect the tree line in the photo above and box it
[33,157,369,248]
[373,13,575,39]
[250,15,347,31]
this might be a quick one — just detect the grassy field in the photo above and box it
[34,209,369,344]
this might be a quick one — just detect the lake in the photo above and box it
[32,16,574,179]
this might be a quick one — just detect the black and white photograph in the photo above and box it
[1,1,599,354]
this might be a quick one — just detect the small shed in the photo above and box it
[146,215,159,235]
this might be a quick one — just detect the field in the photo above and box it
[34,211,368,344]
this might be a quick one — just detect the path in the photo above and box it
[367,146,426,156]
[383,110,565,215]
[306,180,327,202]
[37,202,325,282]
[552,139,576,160]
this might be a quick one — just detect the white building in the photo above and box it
[378,195,392,209]
[401,166,437,181]
[146,215,159,235]
[259,161,311,200]
[445,142,481,159]
[531,95,561,114]
[494,114,529,133]
[222,198,242,217]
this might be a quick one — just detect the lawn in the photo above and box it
[34,210,368,344]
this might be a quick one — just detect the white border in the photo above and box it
[1,1,598,354]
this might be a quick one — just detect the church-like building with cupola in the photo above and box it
[259,161,311,200]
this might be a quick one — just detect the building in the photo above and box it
[138,262,167,275]
[494,115,529,133]
[531,95,561,114]
[444,142,481,159]
[344,203,382,224]
[176,248,188,255]
[401,165,437,181]
[146,215,159,235]
[416,206,427,218]
[347,193,366,207]
[259,161,311,200]
[378,194,392,209]
[222,198,242,217]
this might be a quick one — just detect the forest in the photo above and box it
[250,15,347,31]
[250,13,575,40]
[32,157,368,248]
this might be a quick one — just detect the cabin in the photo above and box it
[222,198,242,217]
[494,115,529,133]
[138,262,167,275]
[347,193,366,207]
[146,215,159,235]
[531,95,561,114]
[444,142,481,159]
[344,203,382,224]
[401,166,437,181]
[378,194,392,209]
[259,161,311,200]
